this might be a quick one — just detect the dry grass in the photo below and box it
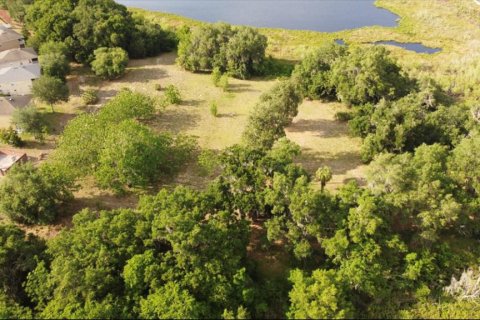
[286,101,366,190]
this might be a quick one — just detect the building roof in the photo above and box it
[0,149,26,172]
[0,24,23,43]
[0,63,41,82]
[0,47,37,64]
[0,95,31,116]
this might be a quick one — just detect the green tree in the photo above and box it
[11,105,48,141]
[287,269,354,319]
[91,47,129,80]
[243,81,302,149]
[0,225,45,308]
[39,52,70,80]
[331,46,411,105]
[32,76,69,106]
[315,166,333,192]
[0,163,75,224]
[0,127,23,147]
[292,43,346,100]
[94,120,173,193]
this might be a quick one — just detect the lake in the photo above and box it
[116,0,399,32]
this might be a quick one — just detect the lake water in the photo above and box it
[116,0,399,32]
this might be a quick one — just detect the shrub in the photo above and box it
[197,149,219,176]
[39,52,70,81]
[0,127,23,147]
[212,67,222,87]
[210,101,218,117]
[219,74,229,92]
[163,85,182,105]
[91,47,129,80]
[154,83,162,91]
[81,89,99,105]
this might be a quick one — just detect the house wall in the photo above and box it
[0,38,25,52]
[0,79,33,95]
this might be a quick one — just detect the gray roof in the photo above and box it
[0,47,37,64]
[0,25,23,43]
[0,63,41,83]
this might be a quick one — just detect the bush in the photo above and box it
[0,127,23,147]
[154,83,162,91]
[198,149,219,176]
[163,85,182,105]
[0,163,75,224]
[81,89,99,105]
[210,101,218,117]
[91,47,129,80]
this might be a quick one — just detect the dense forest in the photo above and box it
[1,0,480,318]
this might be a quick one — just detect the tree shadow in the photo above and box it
[149,108,201,133]
[287,118,348,138]
[181,99,204,107]
[217,112,239,118]
[228,83,258,93]
[296,148,363,176]
[43,112,77,135]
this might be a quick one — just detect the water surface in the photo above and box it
[116,0,399,32]
[374,41,441,54]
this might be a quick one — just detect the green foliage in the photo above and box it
[0,225,45,310]
[292,43,346,100]
[39,52,70,80]
[243,81,302,149]
[197,149,219,176]
[2,0,32,21]
[330,46,411,105]
[315,166,333,191]
[94,120,174,193]
[0,127,23,147]
[38,40,69,56]
[178,22,267,79]
[81,89,99,105]
[399,299,480,319]
[163,84,182,105]
[31,76,69,105]
[212,67,222,87]
[98,89,156,122]
[0,163,75,224]
[127,15,177,59]
[287,269,354,319]
[219,74,229,92]
[25,0,175,63]
[91,47,129,80]
[210,101,218,117]
[11,105,48,141]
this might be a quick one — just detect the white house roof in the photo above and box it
[0,63,40,83]
[0,47,37,64]
[0,25,23,43]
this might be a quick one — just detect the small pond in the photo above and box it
[334,39,441,54]
[374,41,441,54]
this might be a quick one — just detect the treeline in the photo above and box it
[2,135,479,318]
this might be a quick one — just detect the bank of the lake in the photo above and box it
[129,0,480,100]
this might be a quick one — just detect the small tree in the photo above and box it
[210,101,218,117]
[32,76,69,107]
[315,166,333,192]
[39,52,70,80]
[163,85,182,105]
[212,67,222,87]
[0,163,75,224]
[11,105,48,141]
[219,74,229,92]
[91,47,129,80]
